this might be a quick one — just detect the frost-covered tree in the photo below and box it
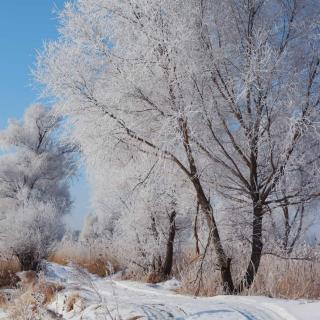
[80,213,100,242]
[112,167,193,279]
[0,105,76,270]
[3,201,65,271]
[36,0,320,292]
[78,151,194,279]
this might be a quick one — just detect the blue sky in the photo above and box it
[0,0,89,230]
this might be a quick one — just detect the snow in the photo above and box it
[40,262,320,320]
[0,261,318,319]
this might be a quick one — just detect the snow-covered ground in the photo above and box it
[43,263,320,320]
[0,262,319,319]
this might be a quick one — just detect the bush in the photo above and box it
[4,201,65,271]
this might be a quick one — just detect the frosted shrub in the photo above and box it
[0,105,76,270]
[5,201,65,271]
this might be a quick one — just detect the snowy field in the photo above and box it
[30,263,320,320]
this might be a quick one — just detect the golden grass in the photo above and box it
[49,242,120,277]
[247,255,320,299]
[0,255,21,288]
[6,272,64,319]
[7,290,36,320]
[65,292,80,312]
[0,293,7,308]
[178,253,320,299]
[52,241,320,299]
[146,272,165,284]
[27,240,320,300]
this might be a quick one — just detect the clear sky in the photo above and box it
[0,0,90,230]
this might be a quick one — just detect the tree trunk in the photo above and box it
[237,204,263,293]
[192,177,235,293]
[161,211,177,278]
[283,204,304,255]
[221,258,234,294]
[178,117,234,293]
[282,201,290,251]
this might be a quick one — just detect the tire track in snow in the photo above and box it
[45,263,298,320]
[105,281,296,320]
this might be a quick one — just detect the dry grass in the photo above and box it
[178,252,320,299]
[0,254,21,288]
[65,292,80,312]
[0,292,8,308]
[18,271,64,305]
[177,252,222,297]
[6,272,64,320]
[17,271,37,289]
[7,289,37,320]
[247,255,320,299]
[45,240,320,300]
[49,241,120,277]
[50,241,320,299]
[146,272,165,284]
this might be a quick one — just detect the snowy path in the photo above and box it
[45,263,319,320]
[84,280,296,320]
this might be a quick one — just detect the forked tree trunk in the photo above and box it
[237,204,263,293]
[161,210,177,278]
